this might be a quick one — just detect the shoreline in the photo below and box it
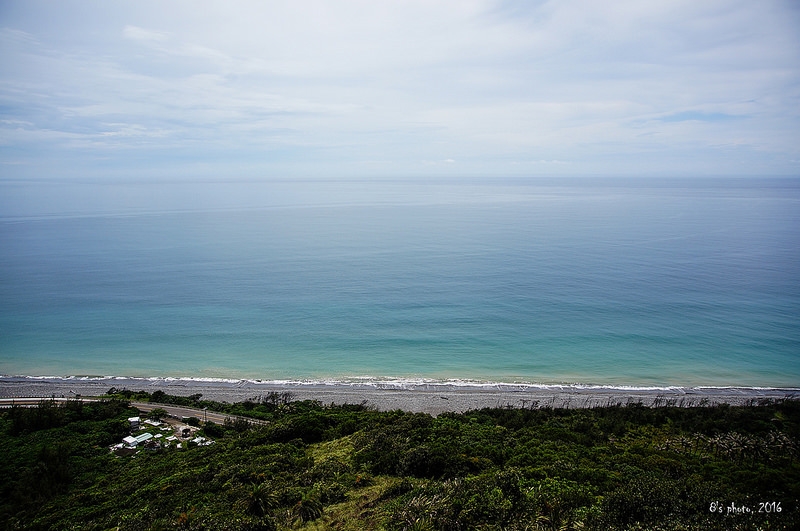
[2,375,798,415]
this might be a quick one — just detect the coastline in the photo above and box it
[2,375,797,415]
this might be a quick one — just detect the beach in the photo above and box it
[1,376,797,415]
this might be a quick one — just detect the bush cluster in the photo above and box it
[0,392,798,530]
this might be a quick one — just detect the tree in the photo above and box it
[293,493,323,523]
[148,408,168,421]
[247,483,278,517]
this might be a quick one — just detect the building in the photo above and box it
[122,432,154,447]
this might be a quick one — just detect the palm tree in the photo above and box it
[247,483,278,517]
[293,493,323,523]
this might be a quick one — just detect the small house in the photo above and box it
[135,432,153,445]
[123,432,154,447]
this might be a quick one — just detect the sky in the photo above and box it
[1,0,799,180]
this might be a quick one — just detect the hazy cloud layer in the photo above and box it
[1,0,798,178]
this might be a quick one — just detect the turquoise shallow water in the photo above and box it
[1,177,798,387]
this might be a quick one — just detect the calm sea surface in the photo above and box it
[1,177,798,387]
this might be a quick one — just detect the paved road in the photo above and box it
[131,401,269,426]
[0,397,267,426]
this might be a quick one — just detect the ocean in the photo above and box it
[1,177,798,388]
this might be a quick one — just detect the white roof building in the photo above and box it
[135,432,153,444]
[123,432,154,447]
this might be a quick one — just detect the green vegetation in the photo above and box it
[1,392,798,530]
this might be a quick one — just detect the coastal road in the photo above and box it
[0,397,267,427]
[131,401,269,426]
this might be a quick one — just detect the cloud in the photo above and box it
[0,0,798,178]
[657,112,742,123]
[122,25,169,42]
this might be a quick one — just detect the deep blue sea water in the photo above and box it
[1,177,798,387]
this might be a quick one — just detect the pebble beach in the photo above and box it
[2,376,797,415]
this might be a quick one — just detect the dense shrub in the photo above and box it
[1,394,798,530]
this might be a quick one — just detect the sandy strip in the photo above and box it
[1,376,797,415]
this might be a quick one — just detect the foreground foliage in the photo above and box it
[0,392,798,530]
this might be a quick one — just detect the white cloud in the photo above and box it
[0,0,798,178]
[122,25,169,42]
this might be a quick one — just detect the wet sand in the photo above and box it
[2,376,797,414]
